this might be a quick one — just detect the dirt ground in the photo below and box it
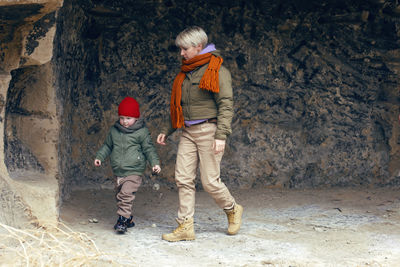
[56,185,400,267]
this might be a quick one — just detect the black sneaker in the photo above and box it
[127,216,135,228]
[114,215,129,233]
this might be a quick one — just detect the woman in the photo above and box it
[157,26,243,242]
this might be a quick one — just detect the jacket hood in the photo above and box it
[114,116,145,133]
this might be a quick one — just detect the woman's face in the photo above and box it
[180,44,202,60]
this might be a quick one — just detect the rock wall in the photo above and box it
[0,1,62,226]
[54,0,400,193]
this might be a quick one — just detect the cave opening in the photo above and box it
[1,0,400,264]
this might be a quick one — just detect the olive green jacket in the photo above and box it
[161,50,233,140]
[96,118,160,177]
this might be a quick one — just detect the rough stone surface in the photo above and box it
[0,175,31,228]
[0,0,63,226]
[54,0,400,195]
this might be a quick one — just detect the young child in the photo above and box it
[94,96,161,233]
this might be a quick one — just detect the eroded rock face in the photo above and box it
[54,0,400,193]
[0,177,28,228]
[0,1,62,226]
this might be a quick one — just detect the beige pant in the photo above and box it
[115,175,142,218]
[175,122,235,222]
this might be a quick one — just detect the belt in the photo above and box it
[185,118,217,127]
[206,118,217,124]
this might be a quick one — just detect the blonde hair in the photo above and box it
[175,26,208,49]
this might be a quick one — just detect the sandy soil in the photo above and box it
[58,186,400,267]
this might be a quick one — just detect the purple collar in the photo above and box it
[199,43,216,55]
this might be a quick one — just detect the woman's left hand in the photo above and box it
[213,139,225,154]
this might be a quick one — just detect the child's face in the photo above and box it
[119,116,137,128]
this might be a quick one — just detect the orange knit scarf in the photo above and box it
[170,53,223,128]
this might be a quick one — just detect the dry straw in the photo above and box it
[0,221,136,266]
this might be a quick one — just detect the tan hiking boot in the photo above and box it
[162,217,195,242]
[224,204,243,235]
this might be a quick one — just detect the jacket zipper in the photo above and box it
[120,132,126,171]
[186,74,192,120]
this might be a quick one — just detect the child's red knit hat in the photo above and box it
[118,97,140,118]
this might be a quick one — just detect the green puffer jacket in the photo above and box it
[95,118,160,177]
[161,50,233,140]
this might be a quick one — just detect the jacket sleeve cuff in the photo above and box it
[214,132,227,140]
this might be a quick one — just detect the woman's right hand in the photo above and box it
[157,134,167,145]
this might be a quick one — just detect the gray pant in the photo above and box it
[115,175,142,218]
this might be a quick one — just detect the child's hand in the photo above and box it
[94,159,102,166]
[152,165,161,174]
